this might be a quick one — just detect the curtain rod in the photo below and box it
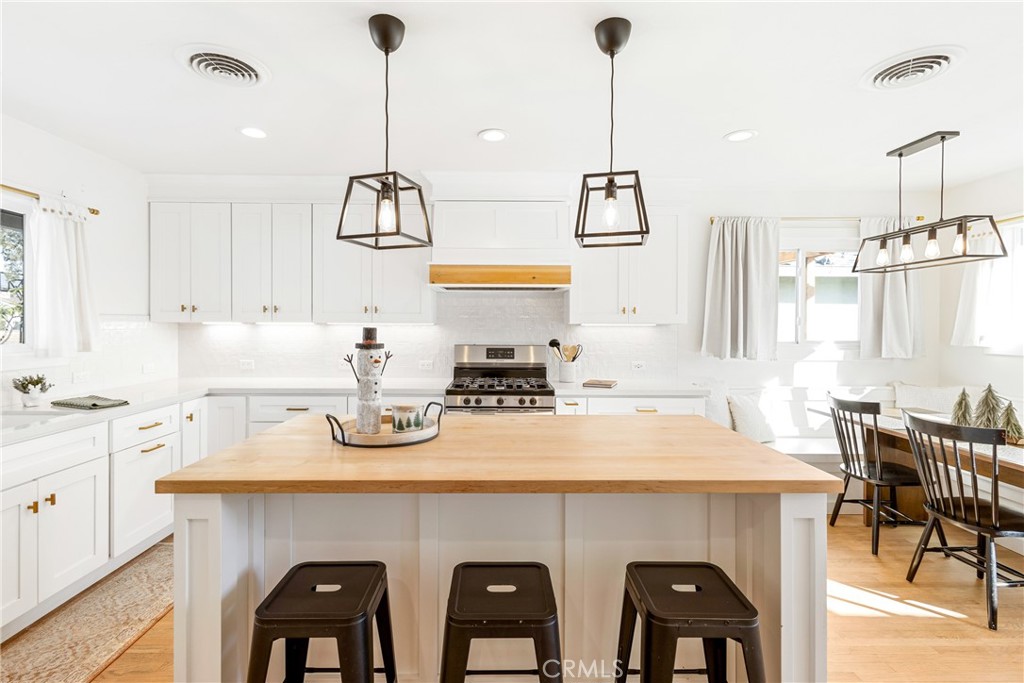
[709,215,925,224]
[1,183,101,216]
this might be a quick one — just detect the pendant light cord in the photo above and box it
[609,53,615,174]
[898,153,903,224]
[939,136,945,220]
[384,50,391,172]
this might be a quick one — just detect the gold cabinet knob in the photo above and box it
[44,493,56,506]
[191,305,198,313]
[186,413,194,422]
[180,304,187,313]
[27,501,39,514]
[262,305,269,313]
[621,306,626,315]
[374,305,379,314]
[273,305,279,313]
[632,306,637,315]
[364,305,369,314]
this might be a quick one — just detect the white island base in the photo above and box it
[173,492,826,682]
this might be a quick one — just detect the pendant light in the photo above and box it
[337,14,432,250]
[853,131,1007,273]
[574,17,650,248]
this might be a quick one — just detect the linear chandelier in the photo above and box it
[574,17,650,248]
[852,131,1006,273]
[337,14,432,250]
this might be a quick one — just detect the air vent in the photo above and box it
[861,46,964,91]
[176,44,269,88]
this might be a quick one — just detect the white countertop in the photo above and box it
[1,377,710,445]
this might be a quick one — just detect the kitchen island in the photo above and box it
[157,414,842,682]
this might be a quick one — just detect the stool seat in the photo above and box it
[448,562,558,625]
[626,562,758,627]
[257,562,387,624]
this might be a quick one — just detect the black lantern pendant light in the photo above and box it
[337,14,432,250]
[852,131,1006,273]
[574,17,650,248]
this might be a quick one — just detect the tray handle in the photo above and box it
[325,413,348,446]
[424,401,444,430]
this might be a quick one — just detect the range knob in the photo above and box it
[462,397,471,406]
[518,397,527,406]
[496,398,505,406]
[529,397,538,406]
[474,397,483,406]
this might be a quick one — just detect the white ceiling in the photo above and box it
[2,1,1022,191]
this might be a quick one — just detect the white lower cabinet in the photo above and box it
[181,398,207,467]
[555,397,588,415]
[110,434,180,557]
[207,396,247,456]
[248,395,348,422]
[1,481,38,625]
[587,396,706,416]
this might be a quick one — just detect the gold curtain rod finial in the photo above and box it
[1,183,100,216]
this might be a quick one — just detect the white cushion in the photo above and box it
[727,393,775,443]
[690,377,731,428]
[892,381,983,413]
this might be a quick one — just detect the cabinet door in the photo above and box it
[111,435,179,557]
[312,204,373,323]
[207,396,247,455]
[271,204,313,322]
[629,209,686,324]
[433,201,567,251]
[231,204,273,322]
[37,457,109,601]
[190,203,232,322]
[181,398,207,467]
[150,203,191,322]
[568,248,629,324]
[1,481,38,626]
[372,247,433,324]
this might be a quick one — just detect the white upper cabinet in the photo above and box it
[150,203,232,322]
[312,203,433,324]
[231,204,312,322]
[431,201,570,264]
[569,206,687,325]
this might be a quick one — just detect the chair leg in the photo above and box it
[739,629,767,683]
[439,621,471,683]
[829,475,850,527]
[701,638,727,683]
[375,587,398,683]
[337,623,373,683]
[639,621,677,683]
[870,485,882,555]
[934,518,949,548]
[906,515,937,582]
[986,536,999,630]
[889,486,899,519]
[533,622,563,683]
[614,588,637,683]
[284,638,310,683]
[246,626,275,683]
[976,534,988,580]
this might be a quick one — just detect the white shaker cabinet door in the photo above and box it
[372,249,433,324]
[0,481,38,626]
[181,398,207,467]
[569,247,629,324]
[149,203,191,322]
[189,203,233,322]
[312,203,373,323]
[629,210,686,325]
[271,203,313,322]
[36,456,109,601]
[111,435,179,557]
[231,203,273,322]
[207,396,247,456]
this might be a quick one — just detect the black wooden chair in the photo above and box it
[903,412,1024,630]
[827,394,923,554]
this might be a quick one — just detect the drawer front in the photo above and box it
[555,397,588,415]
[110,404,180,452]
[248,395,348,422]
[587,397,706,416]
[111,433,180,557]
[1,424,108,489]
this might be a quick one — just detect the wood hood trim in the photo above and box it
[428,264,571,288]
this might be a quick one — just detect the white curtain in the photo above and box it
[28,197,99,356]
[951,221,1023,350]
[700,216,780,360]
[858,217,923,359]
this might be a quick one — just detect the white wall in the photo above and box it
[937,168,1024,402]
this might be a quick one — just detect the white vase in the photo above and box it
[21,387,44,407]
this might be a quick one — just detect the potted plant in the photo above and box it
[12,374,54,407]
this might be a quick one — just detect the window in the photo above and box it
[778,240,860,344]
[1,208,26,345]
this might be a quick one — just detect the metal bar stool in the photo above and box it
[614,562,765,683]
[246,561,398,683]
[439,562,562,683]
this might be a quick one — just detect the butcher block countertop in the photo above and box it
[156,414,843,495]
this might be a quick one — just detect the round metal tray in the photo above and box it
[325,402,443,448]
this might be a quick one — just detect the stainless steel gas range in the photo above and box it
[444,344,556,414]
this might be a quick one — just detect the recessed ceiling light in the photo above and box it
[723,129,758,143]
[477,128,509,142]
[240,127,267,139]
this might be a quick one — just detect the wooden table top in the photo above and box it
[156,414,843,495]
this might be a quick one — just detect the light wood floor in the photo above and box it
[93,516,1023,682]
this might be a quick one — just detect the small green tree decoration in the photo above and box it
[973,384,1002,428]
[1000,402,1023,443]
[951,388,973,427]
[413,412,422,429]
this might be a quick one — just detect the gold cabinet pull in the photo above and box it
[273,305,280,313]
[374,305,379,314]
[285,407,310,412]
[141,443,166,453]
[191,305,198,313]
[364,305,369,314]
[621,306,627,315]
[262,305,269,313]
[180,304,187,313]
[44,493,56,506]
[635,407,658,413]
[27,501,39,514]
[186,413,194,422]
[632,306,637,315]
[563,400,579,407]
[138,421,164,431]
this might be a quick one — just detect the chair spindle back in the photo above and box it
[828,394,883,481]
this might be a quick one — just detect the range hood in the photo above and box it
[428,264,571,291]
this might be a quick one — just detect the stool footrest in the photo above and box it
[625,668,708,676]
[305,666,389,674]
[465,669,541,676]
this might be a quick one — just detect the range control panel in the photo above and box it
[486,347,516,360]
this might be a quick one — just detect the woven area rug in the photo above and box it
[0,540,173,683]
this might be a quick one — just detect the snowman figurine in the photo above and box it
[344,327,393,434]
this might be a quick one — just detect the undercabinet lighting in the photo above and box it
[201,322,244,325]
[477,128,509,142]
[723,129,758,142]
[240,127,267,139]
[255,322,315,326]
[579,323,658,328]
